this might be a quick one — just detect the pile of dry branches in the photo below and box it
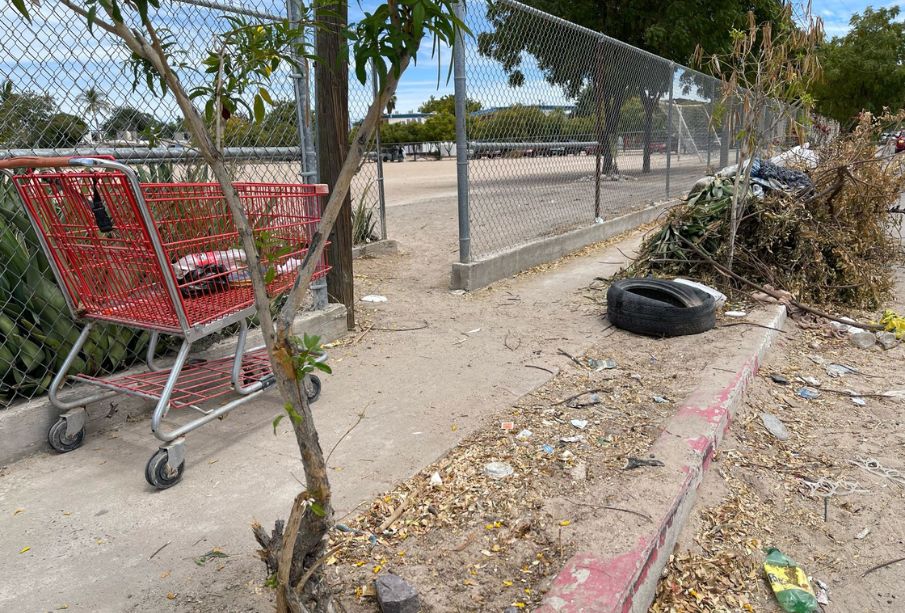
[631,111,905,309]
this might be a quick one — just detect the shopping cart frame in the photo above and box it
[1,156,326,488]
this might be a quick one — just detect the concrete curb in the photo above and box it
[539,305,788,613]
[0,304,348,466]
[450,201,677,291]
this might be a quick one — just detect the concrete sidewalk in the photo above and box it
[0,224,655,612]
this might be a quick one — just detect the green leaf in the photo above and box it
[87,6,97,34]
[309,501,326,517]
[253,94,266,123]
[258,87,273,105]
[313,361,332,375]
[264,266,276,284]
[272,414,284,435]
[284,402,303,426]
[10,0,30,20]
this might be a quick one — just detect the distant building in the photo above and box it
[382,112,431,124]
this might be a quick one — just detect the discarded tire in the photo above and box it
[607,278,716,337]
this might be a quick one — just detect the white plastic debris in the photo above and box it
[760,412,790,441]
[361,294,388,303]
[856,527,871,540]
[570,419,588,430]
[429,472,443,487]
[673,278,727,308]
[516,429,533,440]
[725,310,747,318]
[769,144,818,169]
[484,462,514,480]
[852,397,867,406]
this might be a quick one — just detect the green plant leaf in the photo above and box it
[309,501,326,517]
[272,414,284,435]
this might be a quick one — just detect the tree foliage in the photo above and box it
[813,7,905,125]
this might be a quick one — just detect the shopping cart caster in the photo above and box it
[47,408,87,453]
[305,374,321,404]
[145,443,185,490]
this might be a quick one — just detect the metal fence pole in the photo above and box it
[453,0,470,263]
[665,62,674,199]
[720,97,731,168]
[593,38,604,221]
[371,61,388,241]
[287,0,326,308]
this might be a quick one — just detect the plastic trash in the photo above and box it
[484,462,514,479]
[587,358,617,371]
[541,444,555,454]
[429,472,443,487]
[797,387,820,400]
[826,363,856,378]
[852,397,867,406]
[570,419,588,430]
[760,412,790,441]
[361,295,388,303]
[673,278,727,308]
[560,435,582,443]
[652,395,669,404]
[725,310,747,318]
[516,429,533,440]
[798,375,821,388]
[763,548,818,613]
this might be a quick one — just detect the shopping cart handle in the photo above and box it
[0,155,113,169]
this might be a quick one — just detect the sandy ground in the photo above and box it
[653,269,905,612]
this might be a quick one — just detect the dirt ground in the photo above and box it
[652,274,905,612]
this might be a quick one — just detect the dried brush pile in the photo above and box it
[630,112,905,309]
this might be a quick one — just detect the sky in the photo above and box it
[0,0,899,126]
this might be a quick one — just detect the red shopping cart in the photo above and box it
[1,156,330,488]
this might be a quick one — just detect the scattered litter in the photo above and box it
[560,450,574,461]
[673,278,727,308]
[849,457,905,488]
[850,331,877,349]
[763,548,818,613]
[429,472,443,488]
[808,354,826,365]
[852,397,867,406]
[760,412,790,441]
[725,310,747,318]
[465,328,481,335]
[826,363,857,378]
[570,419,588,430]
[652,395,669,404]
[587,357,617,371]
[500,421,515,431]
[801,476,869,498]
[361,294,388,303]
[560,435,583,444]
[856,527,871,540]
[541,444,555,454]
[813,578,830,606]
[624,457,665,470]
[569,392,601,408]
[483,462,514,480]
[770,374,790,385]
[798,375,822,387]
[629,373,642,381]
[449,289,466,296]
[796,387,820,400]
[515,429,533,440]
[194,548,229,566]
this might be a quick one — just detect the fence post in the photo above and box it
[287,0,327,309]
[665,62,674,199]
[453,0,470,263]
[593,38,604,220]
[720,96,731,168]
[371,60,388,241]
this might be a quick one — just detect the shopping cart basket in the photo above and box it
[0,156,330,488]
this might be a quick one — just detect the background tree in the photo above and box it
[78,85,110,139]
[477,0,783,172]
[102,105,162,138]
[419,93,480,114]
[813,7,905,125]
[0,82,54,147]
[12,1,464,611]
[33,113,88,148]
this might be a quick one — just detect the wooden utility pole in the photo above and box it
[316,0,355,329]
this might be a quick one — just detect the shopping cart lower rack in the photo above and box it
[1,156,330,489]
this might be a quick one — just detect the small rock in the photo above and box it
[375,573,420,613]
[770,374,790,385]
[652,395,669,404]
[856,527,871,540]
[877,331,898,350]
[850,331,877,349]
[429,472,442,487]
[760,412,790,441]
[569,462,587,481]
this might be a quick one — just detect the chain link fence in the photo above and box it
[0,0,383,407]
[454,0,836,261]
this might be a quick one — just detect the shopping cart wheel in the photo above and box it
[145,449,185,489]
[305,374,321,404]
[47,417,85,453]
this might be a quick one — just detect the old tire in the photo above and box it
[607,278,716,337]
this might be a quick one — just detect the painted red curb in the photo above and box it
[538,306,787,613]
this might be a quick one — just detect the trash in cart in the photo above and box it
[0,156,330,489]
